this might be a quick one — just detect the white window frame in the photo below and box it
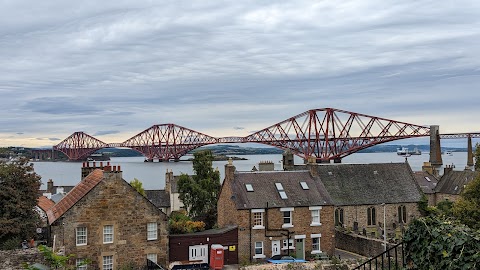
[76,227,87,246]
[311,233,322,254]
[309,206,322,226]
[147,222,158,240]
[282,239,295,250]
[147,253,157,264]
[253,241,265,259]
[103,225,114,244]
[76,258,87,270]
[102,255,113,270]
[280,207,294,228]
[251,209,265,229]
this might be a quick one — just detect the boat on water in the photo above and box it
[87,153,111,161]
[444,150,453,156]
[397,147,421,156]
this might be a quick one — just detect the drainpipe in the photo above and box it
[249,210,252,263]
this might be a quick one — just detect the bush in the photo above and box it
[403,216,480,269]
[0,237,21,250]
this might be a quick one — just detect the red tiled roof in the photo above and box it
[47,169,104,224]
[37,196,55,212]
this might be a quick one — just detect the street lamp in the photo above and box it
[381,203,386,253]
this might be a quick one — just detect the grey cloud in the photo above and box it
[0,1,479,146]
[233,127,245,130]
[94,130,120,136]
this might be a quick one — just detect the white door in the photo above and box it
[189,244,208,263]
[271,240,280,256]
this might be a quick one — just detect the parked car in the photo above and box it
[266,255,307,264]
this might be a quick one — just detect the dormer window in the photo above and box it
[245,184,254,192]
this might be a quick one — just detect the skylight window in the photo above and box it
[424,177,431,182]
[275,183,288,199]
[246,184,254,192]
[300,182,309,190]
[275,183,284,191]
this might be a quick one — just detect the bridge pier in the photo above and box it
[467,135,474,167]
[429,125,443,166]
[333,158,342,163]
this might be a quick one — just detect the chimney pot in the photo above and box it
[100,162,103,167]
[118,165,121,171]
[113,166,117,171]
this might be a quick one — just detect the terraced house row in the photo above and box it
[35,152,477,268]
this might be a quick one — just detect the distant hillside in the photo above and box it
[89,144,469,157]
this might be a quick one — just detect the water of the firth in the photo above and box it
[33,152,471,190]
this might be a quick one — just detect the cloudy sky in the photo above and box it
[1,0,479,148]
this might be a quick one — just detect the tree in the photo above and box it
[177,150,220,229]
[129,178,145,196]
[453,173,480,230]
[0,158,42,249]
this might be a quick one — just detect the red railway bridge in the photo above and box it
[51,108,479,165]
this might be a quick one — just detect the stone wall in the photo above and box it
[0,249,46,270]
[50,171,169,269]
[335,230,400,258]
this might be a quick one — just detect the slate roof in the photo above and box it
[230,170,333,209]
[171,176,181,193]
[314,163,423,206]
[46,169,104,224]
[145,190,170,208]
[413,171,438,194]
[37,196,55,212]
[435,170,479,195]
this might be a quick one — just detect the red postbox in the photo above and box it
[209,244,224,270]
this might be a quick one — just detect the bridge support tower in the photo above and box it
[429,125,443,166]
[467,135,474,167]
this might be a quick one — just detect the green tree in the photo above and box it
[129,178,146,196]
[0,158,42,249]
[453,173,480,230]
[177,150,220,229]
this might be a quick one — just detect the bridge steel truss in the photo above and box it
[244,108,430,162]
[120,124,218,161]
[53,132,109,161]
[55,108,477,162]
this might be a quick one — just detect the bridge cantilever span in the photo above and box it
[52,108,476,162]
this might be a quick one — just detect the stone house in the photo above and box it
[434,166,479,203]
[217,160,335,265]
[46,165,169,270]
[308,162,423,239]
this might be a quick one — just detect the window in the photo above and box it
[102,255,113,270]
[334,208,344,227]
[147,253,157,264]
[367,207,376,226]
[254,241,265,258]
[103,225,113,244]
[76,227,87,246]
[398,205,407,223]
[309,206,322,226]
[76,258,87,270]
[300,181,309,190]
[280,207,293,228]
[311,234,321,254]
[147,222,158,240]
[252,209,264,229]
[275,182,288,199]
[245,184,254,192]
[282,239,295,250]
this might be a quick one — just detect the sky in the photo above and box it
[1,0,479,148]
